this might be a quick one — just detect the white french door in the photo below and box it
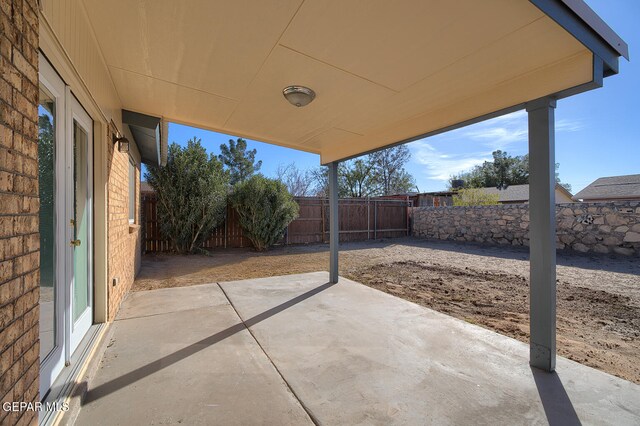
[38,53,66,397]
[38,53,94,398]
[66,93,93,355]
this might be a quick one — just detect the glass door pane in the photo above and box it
[38,86,56,361]
[72,121,90,322]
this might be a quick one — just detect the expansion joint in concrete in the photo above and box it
[216,283,320,426]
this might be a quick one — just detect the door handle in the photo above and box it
[70,239,81,247]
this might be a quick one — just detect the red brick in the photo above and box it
[10,0,22,30]
[21,79,36,105]
[12,251,36,276]
[24,375,38,406]
[0,148,24,174]
[0,235,22,260]
[0,123,13,149]
[0,78,11,105]
[0,347,12,376]
[21,305,36,330]
[21,269,37,292]
[0,278,20,305]
[13,215,36,235]
[1,410,19,426]
[11,48,36,85]
[0,303,13,328]
[0,56,22,91]
[0,317,22,354]
[22,232,37,253]
[0,258,12,282]
[22,117,37,141]
[10,109,22,133]
[0,169,14,191]
[0,0,10,16]
[12,324,36,359]
[0,13,16,49]
[0,35,10,60]
[13,288,36,319]
[11,130,22,153]
[0,193,21,214]
[22,1,36,30]
[21,194,37,213]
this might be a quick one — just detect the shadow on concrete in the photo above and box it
[531,367,582,426]
[82,280,336,405]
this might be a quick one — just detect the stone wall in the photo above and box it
[412,202,640,256]
[0,0,41,423]
[106,123,142,321]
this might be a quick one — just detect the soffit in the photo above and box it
[83,0,597,162]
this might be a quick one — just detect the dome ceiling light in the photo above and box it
[283,85,316,107]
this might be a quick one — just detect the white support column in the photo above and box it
[527,97,557,372]
[328,162,339,283]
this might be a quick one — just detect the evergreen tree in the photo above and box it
[449,150,570,192]
[218,138,262,185]
[146,138,228,253]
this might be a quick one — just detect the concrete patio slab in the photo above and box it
[74,283,312,425]
[219,272,640,426]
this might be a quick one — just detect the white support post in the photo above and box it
[328,162,339,283]
[527,97,557,372]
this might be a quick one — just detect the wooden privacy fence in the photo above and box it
[142,194,411,253]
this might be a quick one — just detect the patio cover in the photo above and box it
[82,0,627,164]
[80,0,627,373]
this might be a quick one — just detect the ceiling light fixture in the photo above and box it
[283,85,316,107]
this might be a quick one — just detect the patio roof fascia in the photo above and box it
[321,54,607,166]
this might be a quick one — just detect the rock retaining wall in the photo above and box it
[411,202,640,256]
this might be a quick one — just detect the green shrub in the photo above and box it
[230,175,299,251]
[145,138,228,253]
[452,188,500,206]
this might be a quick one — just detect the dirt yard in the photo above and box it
[133,238,640,384]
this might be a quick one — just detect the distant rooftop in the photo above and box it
[482,184,572,203]
[573,174,640,201]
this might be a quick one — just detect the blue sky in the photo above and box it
[154,0,638,194]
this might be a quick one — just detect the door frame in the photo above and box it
[38,52,68,398]
[65,91,94,359]
[38,52,96,398]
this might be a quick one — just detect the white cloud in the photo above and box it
[462,111,583,150]
[556,119,583,132]
[409,112,584,183]
[410,142,491,182]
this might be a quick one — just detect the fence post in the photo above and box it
[321,197,326,243]
[374,200,378,239]
[367,197,371,240]
[224,206,228,249]
[406,197,410,237]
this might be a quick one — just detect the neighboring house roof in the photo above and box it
[140,181,154,193]
[482,184,573,203]
[572,174,640,201]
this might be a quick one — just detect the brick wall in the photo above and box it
[412,202,640,256]
[0,0,41,424]
[106,124,142,321]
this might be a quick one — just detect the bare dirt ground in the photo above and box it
[133,238,640,383]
